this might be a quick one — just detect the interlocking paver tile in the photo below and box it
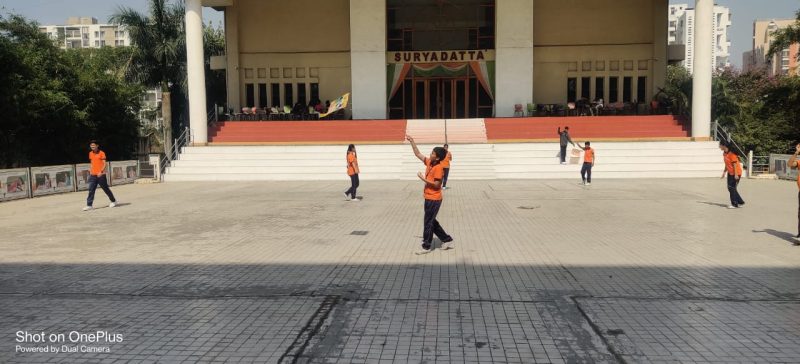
[0,179,798,363]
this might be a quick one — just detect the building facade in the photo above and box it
[669,4,731,73]
[210,0,669,121]
[743,19,799,76]
[189,0,717,143]
[38,17,130,49]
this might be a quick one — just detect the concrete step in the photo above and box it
[166,141,723,181]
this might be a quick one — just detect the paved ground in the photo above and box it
[0,178,798,363]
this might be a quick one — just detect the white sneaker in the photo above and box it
[586,182,591,186]
[109,202,117,208]
[415,247,432,255]
[351,198,360,202]
[727,205,737,209]
[560,162,567,165]
[441,242,455,250]
[344,192,351,201]
[82,206,93,211]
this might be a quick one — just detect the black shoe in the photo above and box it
[441,236,454,243]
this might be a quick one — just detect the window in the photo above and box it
[567,78,577,103]
[595,77,605,101]
[297,83,307,105]
[310,83,320,103]
[258,84,267,108]
[271,83,280,107]
[245,84,255,107]
[388,1,494,51]
[284,83,293,106]
[609,77,619,103]
[637,77,647,103]
[581,77,590,100]
[623,77,632,102]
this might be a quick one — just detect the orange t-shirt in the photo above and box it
[441,151,452,168]
[423,158,444,201]
[583,148,594,164]
[347,152,359,176]
[89,151,106,175]
[723,151,742,176]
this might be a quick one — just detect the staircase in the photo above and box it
[164,141,722,181]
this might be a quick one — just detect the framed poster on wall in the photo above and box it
[0,168,31,202]
[109,160,138,186]
[30,165,76,197]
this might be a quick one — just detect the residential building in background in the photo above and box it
[669,4,731,73]
[38,17,130,49]
[743,19,799,76]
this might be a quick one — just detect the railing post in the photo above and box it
[747,150,753,178]
[711,120,717,141]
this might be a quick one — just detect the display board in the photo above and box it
[0,168,31,202]
[30,165,75,197]
[109,160,138,186]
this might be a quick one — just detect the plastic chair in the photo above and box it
[526,103,536,116]
[513,104,524,117]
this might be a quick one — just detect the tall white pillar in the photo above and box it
[224,7,241,113]
[495,0,534,117]
[691,0,713,139]
[350,0,386,119]
[186,0,208,144]
[652,0,668,100]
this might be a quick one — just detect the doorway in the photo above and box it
[412,78,469,119]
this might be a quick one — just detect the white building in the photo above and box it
[669,4,731,73]
[39,17,130,49]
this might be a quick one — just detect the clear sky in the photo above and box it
[1,0,798,69]
[0,0,225,28]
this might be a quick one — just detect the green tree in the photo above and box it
[112,1,227,148]
[204,22,226,115]
[0,15,141,168]
[111,0,185,153]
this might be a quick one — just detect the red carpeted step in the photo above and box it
[209,120,408,143]
[485,116,689,140]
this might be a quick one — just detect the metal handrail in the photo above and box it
[159,126,192,179]
[712,120,749,166]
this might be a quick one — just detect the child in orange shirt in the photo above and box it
[441,144,452,189]
[344,144,360,201]
[407,135,454,255]
[719,142,745,209]
[83,140,117,211]
[576,141,596,185]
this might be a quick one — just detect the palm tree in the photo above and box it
[111,0,185,154]
[767,10,800,64]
